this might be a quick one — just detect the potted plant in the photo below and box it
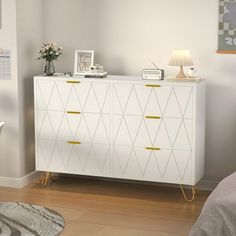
[37,42,63,76]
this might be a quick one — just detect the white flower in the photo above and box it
[37,42,63,61]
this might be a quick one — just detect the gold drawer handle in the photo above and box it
[145,116,161,119]
[145,147,160,151]
[67,111,81,115]
[145,84,161,88]
[67,141,81,145]
[66,80,80,84]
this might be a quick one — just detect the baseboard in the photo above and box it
[198,179,219,191]
[0,171,41,188]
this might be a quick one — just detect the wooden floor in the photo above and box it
[0,176,210,236]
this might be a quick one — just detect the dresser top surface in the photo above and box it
[34,74,205,85]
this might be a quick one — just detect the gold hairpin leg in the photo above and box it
[50,172,54,181]
[50,172,58,181]
[41,172,51,186]
[41,172,59,185]
[179,185,199,202]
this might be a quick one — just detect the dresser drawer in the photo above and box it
[112,114,192,150]
[35,79,111,114]
[66,81,111,114]
[145,148,192,184]
[112,83,193,118]
[36,139,111,176]
[112,145,192,184]
[113,83,161,116]
[36,110,110,144]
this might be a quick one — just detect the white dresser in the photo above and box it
[34,75,205,186]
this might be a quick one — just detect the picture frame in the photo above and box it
[217,0,236,54]
[74,50,94,75]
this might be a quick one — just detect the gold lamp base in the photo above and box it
[176,65,187,78]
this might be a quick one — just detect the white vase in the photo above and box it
[188,68,197,78]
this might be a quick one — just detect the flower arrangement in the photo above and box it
[37,42,63,62]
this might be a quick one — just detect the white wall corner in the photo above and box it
[0,171,41,188]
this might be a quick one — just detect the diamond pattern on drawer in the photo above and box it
[113,115,142,146]
[113,115,175,148]
[113,83,193,118]
[36,80,54,110]
[144,91,162,117]
[153,150,172,177]
[38,139,56,168]
[165,87,193,118]
[37,139,111,174]
[113,146,192,181]
[36,80,111,113]
[163,118,182,146]
[66,143,92,171]
[91,115,110,144]
[113,84,142,115]
[83,83,111,113]
[133,147,152,176]
[153,121,172,149]
[132,148,172,178]
[159,152,192,183]
[37,111,64,140]
[113,145,136,176]
[63,142,110,173]
[164,91,182,118]
[174,87,193,116]
[173,150,192,179]
[66,86,83,112]
[57,114,89,142]
[113,117,193,181]
[37,109,110,144]
[91,144,110,172]
[136,149,172,180]
[173,121,192,150]
[113,116,192,150]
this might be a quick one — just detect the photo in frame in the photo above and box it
[74,50,94,75]
[218,0,236,54]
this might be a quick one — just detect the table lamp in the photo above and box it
[168,49,194,78]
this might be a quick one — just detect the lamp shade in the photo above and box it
[168,49,194,67]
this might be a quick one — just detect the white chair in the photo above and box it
[0,122,5,135]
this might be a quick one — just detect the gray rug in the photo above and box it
[0,202,64,236]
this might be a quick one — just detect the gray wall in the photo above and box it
[16,0,43,177]
[43,0,236,181]
[0,0,43,179]
[0,0,20,178]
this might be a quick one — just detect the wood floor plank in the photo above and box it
[96,225,183,236]
[76,210,193,234]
